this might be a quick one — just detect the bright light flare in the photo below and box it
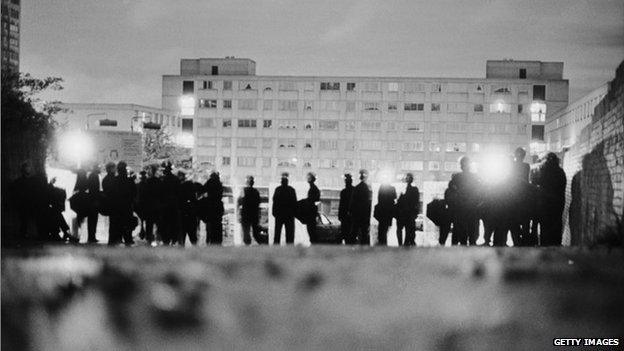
[176,133,195,148]
[58,130,94,166]
[377,167,394,184]
[179,96,195,116]
[479,153,512,183]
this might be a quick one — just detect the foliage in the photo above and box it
[142,128,191,168]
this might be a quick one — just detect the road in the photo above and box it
[2,246,623,350]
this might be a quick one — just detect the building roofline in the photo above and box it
[59,103,179,115]
[181,57,256,64]
[546,82,609,123]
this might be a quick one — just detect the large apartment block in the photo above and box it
[162,57,568,189]
[1,0,20,72]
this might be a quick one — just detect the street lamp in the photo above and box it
[59,130,94,169]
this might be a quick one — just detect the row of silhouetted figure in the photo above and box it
[9,147,565,247]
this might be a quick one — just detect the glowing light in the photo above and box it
[530,102,546,122]
[179,96,195,116]
[377,167,394,184]
[291,157,298,163]
[59,130,94,167]
[176,133,194,148]
[479,153,511,183]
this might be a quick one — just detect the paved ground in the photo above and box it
[2,245,623,351]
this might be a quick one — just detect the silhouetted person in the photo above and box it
[447,156,481,245]
[509,147,532,246]
[272,172,297,245]
[303,172,320,244]
[110,161,136,246]
[432,188,452,246]
[177,170,198,246]
[535,153,566,246]
[338,173,354,244]
[160,163,180,245]
[350,169,372,246]
[139,165,162,245]
[203,171,224,245]
[481,156,514,247]
[71,168,90,243]
[376,181,397,246]
[395,173,419,246]
[46,177,71,242]
[239,175,263,245]
[135,170,148,240]
[101,162,117,244]
[12,162,37,242]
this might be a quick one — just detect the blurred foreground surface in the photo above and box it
[2,246,623,351]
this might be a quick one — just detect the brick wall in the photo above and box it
[562,60,624,246]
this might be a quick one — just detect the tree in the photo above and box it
[142,128,191,168]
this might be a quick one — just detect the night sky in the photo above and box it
[21,0,624,108]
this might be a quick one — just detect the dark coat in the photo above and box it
[536,163,566,213]
[161,173,180,209]
[447,172,481,220]
[396,184,419,221]
[178,180,197,216]
[239,186,260,223]
[303,183,320,222]
[113,175,136,215]
[350,181,372,222]
[12,175,36,213]
[200,177,224,220]
[49,184,67,212]
[87,172,100,197]
[375,184,397,220]
[338,185,353,223]
[272,184,297,218]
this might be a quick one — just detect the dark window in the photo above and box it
[474,104,483,112]
[182,118,193,133]
[212,66,218,75]
[202,81,213,89]
[519,68,527,79]
[347,82,356,91]
[98,119,117,127]
[518,104,523,114]
[533,85,546,100]
[531,125,544,140]
[182,81,194,94]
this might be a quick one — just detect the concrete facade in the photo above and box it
[1,0,19,72]
[162,58,569,190]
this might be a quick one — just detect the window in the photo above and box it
[238,119,257,128]
[405,82,426,92]
[223,81,232,90]
[303,122,313,130]
[400,161,423,171]
[362,82,380,91]
[345,141,356,151]
[386,141,397,150]
[263,120,272,128]
[304,140,312,148]
[530,102,546,122]
[533,85,546,100]
[319,159,339,169]
[404,103,424,111]
[237,138,256,148]
[223,100,232,109]
[320,82,340,90]
[446,142,467,152]
[238,99,257,110]
[428,161,440,171]
[360,140,383,150]
[361,121,381,130]
[303,161,313,168]
[263,100,273,110]
[494,86,511,94]
[532,125,545,141]
[197,118,214,128]
[345,121,356,131]
[237,157,255,167]
[444,162,459,172]
[239,81,256,90]
[277,160,296,168]
[347,82,356,91]
[279,81,297,91]
[319,140,338,150]
[222,138,231,148]
[182,81,194,94]
[346,101,356,112]
[388,103,397,111]
[278,121,297,129]
[431,103,441,112]
[262,139,273,149]
[431,83,442,92]
[474,104,484,112]
[222,157,231,166]
[405,123,424,132]
[519,68,526,79]
[222,119,232,128]
[363,102,380,111]
[262,157,271,167]
[321,101,339,110]
[472,143,481,152]
[199,99,217,108]
[517,104,523,114]
[212,66,218,75]
[318,120,339,130]
[388,82,399,92]
[304,101,313,110]
[490,102,511,113]
[181,118,193,132]
[429,141,440,152]
[278,100,298,111]
[202,81,213,90]
[403,141,424,151]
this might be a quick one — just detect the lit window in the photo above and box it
[446,142,467,152]
[429,141,440,152]
[179,96,195,116]
[444,162,459,172]
[400,161,424,171]
[388,82,399,92]
[199,99,217,108]
[530,102,546,122]
[237,157,256,167]
[472,143,480,152]
[489,102,510,113]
